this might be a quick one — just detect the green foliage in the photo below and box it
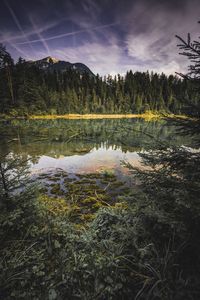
[0,148,199,299]
[0,45,198,116]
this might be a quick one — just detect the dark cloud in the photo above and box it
[0,0,199,75]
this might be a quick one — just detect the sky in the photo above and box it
[0,0,199,76]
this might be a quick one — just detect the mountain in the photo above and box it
[29,56,94,76]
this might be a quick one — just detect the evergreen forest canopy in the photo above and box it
[0,44,199,116]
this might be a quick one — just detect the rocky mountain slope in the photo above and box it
[29,56,94,76]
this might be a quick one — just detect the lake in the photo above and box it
[0,118,194,177]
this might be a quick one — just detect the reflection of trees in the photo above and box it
[0,119,194,160]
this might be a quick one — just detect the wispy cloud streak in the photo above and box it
[0,19,65,43]
[7,41,29,59]
[1,0,199,75]
[17,22,118,45]
[29,16,51,56]
[3,0,35,53]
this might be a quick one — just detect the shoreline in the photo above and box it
[30,112,160,120]
[0,112,189,121]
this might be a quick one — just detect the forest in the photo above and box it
[0,44,199,116]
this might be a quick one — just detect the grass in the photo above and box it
[29,111,193,121]
[29,111,163,120]
[0,111,192,121]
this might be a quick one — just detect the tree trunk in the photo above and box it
[0,162,9,198]
[6,66,14,105]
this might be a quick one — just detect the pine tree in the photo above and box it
[129,21,200,297]
[0,44,15,106]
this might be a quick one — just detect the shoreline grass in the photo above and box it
[0,111,190,121]
[30,112,160,120]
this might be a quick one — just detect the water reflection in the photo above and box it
[0,118,193,174]
[31,145,140,174]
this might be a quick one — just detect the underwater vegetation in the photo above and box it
[36,170,130,225]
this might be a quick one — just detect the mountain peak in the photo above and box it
[29,56,94,76]
[42,56,59,64]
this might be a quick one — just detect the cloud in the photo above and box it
[30,41,123,75]
[3,0,36,54]
[7,41,29,59]
[1,0,199,75]
[122,0,200,75]
[29,15,51,56]
[0,20,64,43]
[16,22,118,45]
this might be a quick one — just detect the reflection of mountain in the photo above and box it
[13,142,94,159]
[32,147,140,174]
[0,118,194,163]
[0,141,143,164]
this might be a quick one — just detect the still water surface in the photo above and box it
[0,118,193,175]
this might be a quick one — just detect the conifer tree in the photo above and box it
[129,21,200,297]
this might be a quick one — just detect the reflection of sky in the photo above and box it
[32,146,140,174]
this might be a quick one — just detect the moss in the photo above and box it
[64,177,75,183]
[39,187,48,193]
[67,205,82,221]
[92,201,105,209]
[109,181,124,188]
[62,174,69,178]
[73,179,96,185]
[38,173,49,178]
[66,182,103,197]
[113,202,128,209]
[74,223,85,231]
[81,196,97,204]
[67,183,82,193]
[101,194,111,202]
[100,177,117,184]
[82,173,103,179]
[80,213,95,222]
[70,204,81,211]
[54,173,62,178]
[83,184,102,192]
[100,179,111,185]
[48,176,60,182]
[38,195,69,216]
[51,184,64,196]
[38,171,128,224]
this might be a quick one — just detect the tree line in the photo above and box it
[0,44,198,116]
